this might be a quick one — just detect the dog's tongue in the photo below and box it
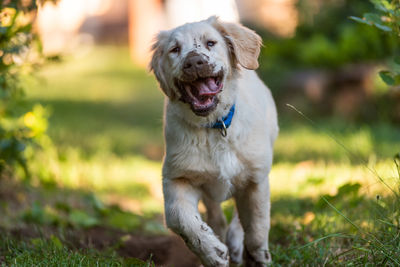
[193,78,219,96]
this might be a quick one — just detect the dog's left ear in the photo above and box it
[209,16,262,70]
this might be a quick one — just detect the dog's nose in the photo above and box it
[183,53,207,75]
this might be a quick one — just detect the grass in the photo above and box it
[0,233,153,266]
[1,45,400,265]
[25,46,164,158]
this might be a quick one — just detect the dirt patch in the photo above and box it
[119,234,199,267]
[0,179,200,266]
[6,226,200,267]
[73,227,199,267]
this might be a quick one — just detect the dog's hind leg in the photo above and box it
[202,195,228,242]
[163,178,229,267]
[226,212,244,265]
[235,177,272,266]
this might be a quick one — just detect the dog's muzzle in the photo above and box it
[176,51,224,117]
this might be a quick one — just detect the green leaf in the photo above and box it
[373,23,392,32]
[55,201,71,213]
[394,74,400,86]
[371,0,395,14]
[379,71,396,86]
[143,221,168,234]
[337,182,361,196]
[349,16,372,25]
[68,210,99,228]
[394,56,400,65]
[87,194,109,215]
[50,235,63,249]
[364,13,382,24]
[22,201,45,224]
[30,238,44,247]
[106,211,141,231]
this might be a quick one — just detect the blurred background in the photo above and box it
[1,0,400,266]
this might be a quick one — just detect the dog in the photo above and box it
[150,16,278,267]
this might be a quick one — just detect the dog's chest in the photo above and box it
[198,136,244,180]
[166,131,247,182]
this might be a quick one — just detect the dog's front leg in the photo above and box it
[163,178,229,267]
[235,177,271,266]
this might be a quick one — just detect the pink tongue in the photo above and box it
[194,78,219,96]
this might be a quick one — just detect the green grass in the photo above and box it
[2,45,400,265]
[0,233,153,266]
[25,47,164,158]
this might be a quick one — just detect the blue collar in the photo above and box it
[208,104,235,137]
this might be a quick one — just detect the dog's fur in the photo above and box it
[150,16,278,266]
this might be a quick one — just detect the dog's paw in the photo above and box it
[244,248,271,267]
[226,215,244,265]
[228,243,243,265]
[226,232,243,264]
[200,241,229,267]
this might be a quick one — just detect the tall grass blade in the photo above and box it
[322,197,400,265]
[286,104,398,197]
[297,233,349,249]
[322,196,361,231]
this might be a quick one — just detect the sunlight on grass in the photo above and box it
[21,46,400,217]
[29,147,163,214]
[275,121,398,163]
[270,159,397,198]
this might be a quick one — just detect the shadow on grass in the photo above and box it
[274,118,400,164]
[28,98,164,158]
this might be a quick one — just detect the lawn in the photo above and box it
[1,46,400,266]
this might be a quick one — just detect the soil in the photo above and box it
[0,179,200,267]
[6,226,200,267]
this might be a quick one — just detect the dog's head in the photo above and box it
[150,16,262,117]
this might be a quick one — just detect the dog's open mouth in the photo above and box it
[176,72,223,116]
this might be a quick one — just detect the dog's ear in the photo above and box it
[210,17,262,70]
[149,31,176,98]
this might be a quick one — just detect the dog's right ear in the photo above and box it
[149,31,175,98]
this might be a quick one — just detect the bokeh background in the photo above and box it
[1,0,400,265]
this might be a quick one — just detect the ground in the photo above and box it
[1,46,400,266]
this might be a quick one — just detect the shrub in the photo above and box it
[350,0,400,85]
[0,0,53,177]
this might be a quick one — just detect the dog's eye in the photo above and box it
[207,41,216,48]
[170,46,180,53]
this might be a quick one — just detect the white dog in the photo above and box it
[150,16,278,267]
